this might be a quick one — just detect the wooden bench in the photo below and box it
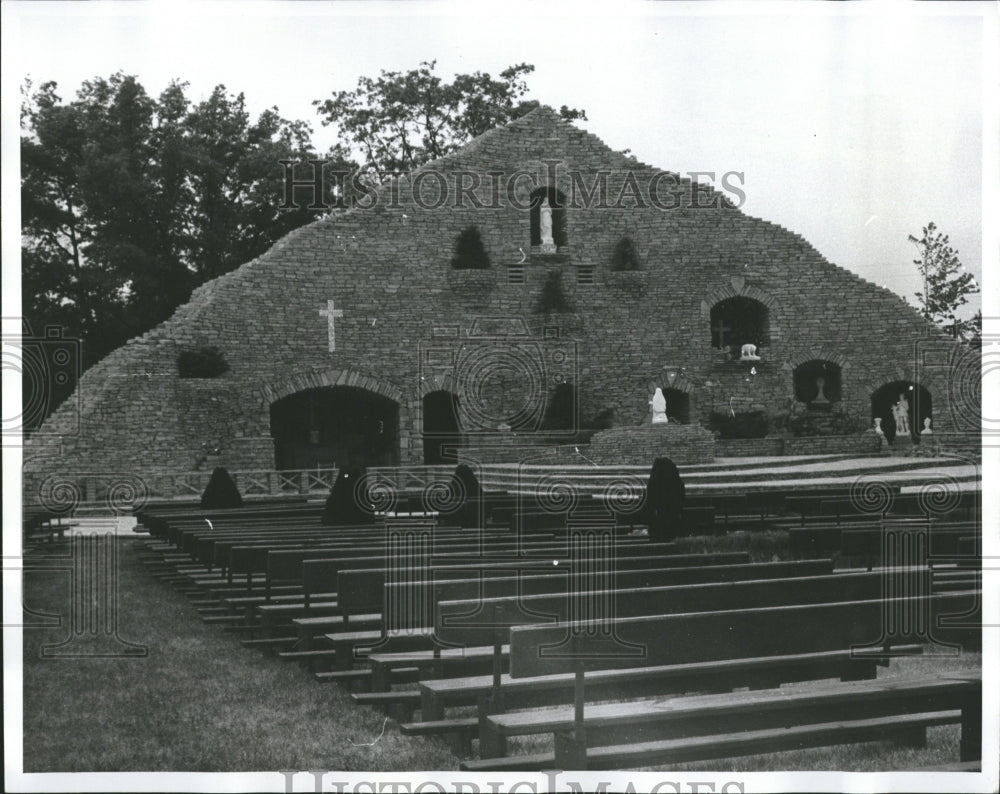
[277,550,750,664]
[392,568,950,737]
[465,591,981,769]
[283,552,759,654]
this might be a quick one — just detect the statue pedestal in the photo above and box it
[587,423,715,465]
[892,433,914,454]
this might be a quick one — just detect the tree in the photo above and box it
[21,74,351,427]
[909,222,980,340]
[314,61,586,182]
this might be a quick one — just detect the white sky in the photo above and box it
[2,1,995,318]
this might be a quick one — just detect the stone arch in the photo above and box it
[419,372,456,399]
[659,369,696,395]
[699,276,779,320]
[261,369,409,468]
[261,368,404,406]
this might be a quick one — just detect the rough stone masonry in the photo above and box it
[24,106,970,496]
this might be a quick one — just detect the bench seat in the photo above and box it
[477,674,980,765]
[463,710,962,771]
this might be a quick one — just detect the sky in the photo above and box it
[2,0,996,316]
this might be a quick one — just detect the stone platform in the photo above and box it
[586,423,716,465]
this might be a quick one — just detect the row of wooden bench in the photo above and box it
[138,502,983,772]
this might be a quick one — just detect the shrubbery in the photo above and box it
[178,346,229,378]
[708,410,770,439]
[611,237,640,271]
[451,226,490,270]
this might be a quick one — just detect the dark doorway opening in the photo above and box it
[422,390,462,464]
[270,386,399,470]
[664,388,690,424]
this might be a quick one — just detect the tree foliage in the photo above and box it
[21,73,350,424]
[314,61,586,182]
[910,222,980,340]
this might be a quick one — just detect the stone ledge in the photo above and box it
[587,423,715,465]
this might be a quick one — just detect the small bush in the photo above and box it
[708,410,770,439]
[200,467,243,509]
[450,226,490,270]
[611,237,640,271]
[178,346,229,378]
[537,269,574,313]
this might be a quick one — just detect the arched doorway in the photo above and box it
[270,386,399,470]
[871,381,932,443]
[664,388,690,423]
[422,390,462,465]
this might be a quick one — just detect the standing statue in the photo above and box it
[892,394,910,436]
[649,387,668,424]
[539,196,554,246]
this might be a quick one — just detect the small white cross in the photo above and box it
[319,300,344,352]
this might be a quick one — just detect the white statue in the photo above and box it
[539,197,554,246]
[739,343,760,361]
[873,417,884,436]
[649,387,668,424]
[892,394,910,435]
[921,417,932,435]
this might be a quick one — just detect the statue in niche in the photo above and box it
[739,343,760,361]
[649,386,668,424]
[921,417,933,435]
[892,394,911,436]
[873,417,884,436]
[539,196,556,250]
[812,375,829,404]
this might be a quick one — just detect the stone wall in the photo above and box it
[587,424,715,465]
[24,107,971,488]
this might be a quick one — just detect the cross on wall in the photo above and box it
[711,318,731,348]
[319,300,344,352]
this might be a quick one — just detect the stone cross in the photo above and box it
[319,300,344,352]
[711,318,731,348]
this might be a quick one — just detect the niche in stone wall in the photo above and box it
[793,360,842,409]
[709,297,770,360]
[529,187,567,248]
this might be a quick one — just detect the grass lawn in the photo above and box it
[20,533,981,773]
[21,537,458,772]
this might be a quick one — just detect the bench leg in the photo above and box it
[554,730,586,770]
[960,698,982,762]
[477,690,508,757]
[387,702,414,723]
[839,661,877,682]
[445,732,472,757]
[895,725,927,749]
